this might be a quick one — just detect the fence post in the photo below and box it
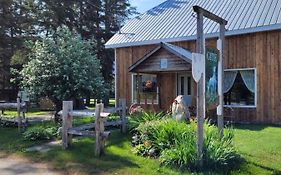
[62,101,73,149]
[17,97,21,132]
[100,100,104,113]
[95,103,102,157]
[121,99,127,133]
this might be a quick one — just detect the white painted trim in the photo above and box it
[177,72,193,96]
[105,24,281,49]
[131,74,134,104]
[224,68,257,108]
[114,49,118,108]
[224,105,256,108]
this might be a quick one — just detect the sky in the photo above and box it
[130,0,167,14]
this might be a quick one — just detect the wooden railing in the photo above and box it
[0,97,27,132]
[61,99,127,157]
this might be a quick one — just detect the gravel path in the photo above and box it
[0,156,63,175]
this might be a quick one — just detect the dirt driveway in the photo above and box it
[0,155,63,175]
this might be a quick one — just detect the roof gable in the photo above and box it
[129,42,192,73]
[106,0,281,48]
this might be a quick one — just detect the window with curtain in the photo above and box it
[223,69,256,107]
[132,74,158,104]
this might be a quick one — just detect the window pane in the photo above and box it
[132,74,158,104]
[187,77,191,95]
[224,71,255,106]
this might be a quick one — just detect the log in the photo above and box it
[0,102,26,110]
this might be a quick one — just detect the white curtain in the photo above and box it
[223,71,238,93]
[240,70,255,93]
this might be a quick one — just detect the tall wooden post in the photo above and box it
[95,103,102,156]
[62,101,73,149]
[193,5,228,167]
[218,24,226,139]
[17,97,22,132]
[195,11,204,167]
[120,99,127,133]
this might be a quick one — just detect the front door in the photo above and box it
[177,73,192,106]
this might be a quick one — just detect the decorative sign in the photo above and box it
[160,58,168,69]
[205,48,219,108]
[192,53,205,83]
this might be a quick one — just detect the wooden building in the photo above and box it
[105,0,281,124]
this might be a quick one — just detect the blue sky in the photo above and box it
[130,0,167,13]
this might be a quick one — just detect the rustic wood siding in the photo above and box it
[115,30,281,124]
[134,48,191,73]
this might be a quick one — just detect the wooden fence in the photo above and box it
[61,99,127,157]
[0,97,27,131]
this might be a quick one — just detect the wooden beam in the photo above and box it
[218,24,226,139]
[195,11,204,167]
[120,99,127,133]
[193,6,228,25]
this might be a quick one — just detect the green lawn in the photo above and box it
[0,123,280,175]
[1,109,51,117]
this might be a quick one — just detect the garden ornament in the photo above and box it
[172,95,190,122]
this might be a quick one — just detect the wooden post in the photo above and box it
[195,11,204,167]
[218,24,226,139]
[95,103,102,157]
[120,99,127,133]
[193,6,228,166]
[100,100,104,113]
[17,97,22,132]
[62,101,73,149]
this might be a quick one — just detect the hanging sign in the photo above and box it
[192,53,205,83]
[205,48,219,108]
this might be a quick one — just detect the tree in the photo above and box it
[20,27,106,116]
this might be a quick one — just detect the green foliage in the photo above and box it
[20,27,106,105]
[129,111,167,131]
[23,126,58,141]
[132,114,241,172]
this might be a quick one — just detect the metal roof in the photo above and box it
[105,0,281,49]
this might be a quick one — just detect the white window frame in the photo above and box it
[176,72,193,96]
[131,73,159,105]
[223,68,257,108]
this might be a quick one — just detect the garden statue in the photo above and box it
[172,95,190,122]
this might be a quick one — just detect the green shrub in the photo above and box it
[129,111,167,131]
[23,126,58,141]
[132,115,241,172]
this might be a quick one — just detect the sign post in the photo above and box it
[193,6,227,167]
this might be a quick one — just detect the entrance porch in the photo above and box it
[128,42,196,111]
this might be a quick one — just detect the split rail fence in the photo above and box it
[0,97,27,131]
[62,99,127,157]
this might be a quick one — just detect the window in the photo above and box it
[177,73,192,96]
[132,74,158,104]
[223,69,256,107]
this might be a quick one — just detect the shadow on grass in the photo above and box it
[249,161,281,175]
[21,131,140,175]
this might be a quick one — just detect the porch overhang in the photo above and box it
[128,42,192,73]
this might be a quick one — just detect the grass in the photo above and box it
[1,108,51,117]
[231,124,281,175]
[0,122,280,174]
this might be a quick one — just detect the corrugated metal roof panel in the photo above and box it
[105,0,281,48]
